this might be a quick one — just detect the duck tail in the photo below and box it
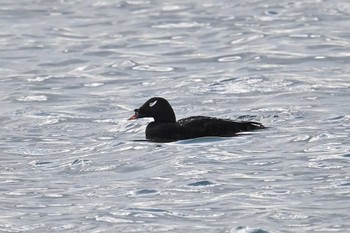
[245,121,265,131]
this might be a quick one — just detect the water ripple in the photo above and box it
[132,65,175,72]
[16,95,48,102]
[187,180,215,187]
[152,22,208,29]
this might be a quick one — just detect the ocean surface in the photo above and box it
[0,0,349,232]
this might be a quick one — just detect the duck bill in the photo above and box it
[128,114,139,120]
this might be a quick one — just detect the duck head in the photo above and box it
[128,97,176,123]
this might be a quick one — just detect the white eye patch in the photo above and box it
[149,100,157,107]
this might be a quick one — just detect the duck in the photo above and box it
[128,97,265,142]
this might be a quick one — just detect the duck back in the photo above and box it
[146,116,264,141]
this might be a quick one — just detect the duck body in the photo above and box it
[129,97,265,142]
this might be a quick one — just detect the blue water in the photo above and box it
[1,0,349,232]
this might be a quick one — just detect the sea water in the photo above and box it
[0,0,349,232]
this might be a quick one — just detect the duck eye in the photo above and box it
[149,100,157,107]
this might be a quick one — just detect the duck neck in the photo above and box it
[154,107,176,123]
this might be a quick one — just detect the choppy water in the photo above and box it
[1,0,350,232]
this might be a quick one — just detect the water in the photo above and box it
[1,0,349,232]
